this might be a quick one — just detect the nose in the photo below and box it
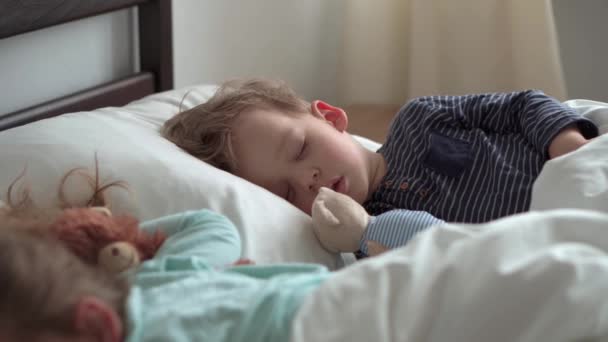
[307,168,320,192]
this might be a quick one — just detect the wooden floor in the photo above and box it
[343,104,400,144]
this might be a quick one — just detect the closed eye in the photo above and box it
[296,140,307,161]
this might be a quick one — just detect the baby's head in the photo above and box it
[0,228,127,342]
[163,78,380,214]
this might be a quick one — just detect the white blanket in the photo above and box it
[531,100,608,213]
[291,209,608,342]
[290,100,608,342]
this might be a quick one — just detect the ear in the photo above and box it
[74,296,123,342]
[311,100,348,132]
[90,207,112,217]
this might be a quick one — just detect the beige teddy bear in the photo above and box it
[311,187,445,257]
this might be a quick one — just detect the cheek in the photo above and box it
[324,140,360,166]
[315,133,354,160]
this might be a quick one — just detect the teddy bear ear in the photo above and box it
[89,207,112,217]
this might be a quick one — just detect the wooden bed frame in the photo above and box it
[0,0,173,131]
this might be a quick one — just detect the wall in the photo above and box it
[553,0,608,102]
[0,1,341,113]
[172,0,341,103]
[0,9,135,114]
[0,0,606,114]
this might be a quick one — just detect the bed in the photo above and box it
[3,2,608,341]
[0,0,352,269]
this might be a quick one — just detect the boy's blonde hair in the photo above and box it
[162,78,310,172]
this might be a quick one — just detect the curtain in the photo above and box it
[336,0,567,107]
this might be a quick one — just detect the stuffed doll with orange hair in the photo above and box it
[1,158,166,274]
[48,207,166,273]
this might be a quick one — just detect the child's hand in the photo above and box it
[367,241,390,257]
[232,258,255,266]
[548,124,589,159]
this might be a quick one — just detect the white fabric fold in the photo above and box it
[291,209,608,342]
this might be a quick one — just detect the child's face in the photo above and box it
[232,101,380,214]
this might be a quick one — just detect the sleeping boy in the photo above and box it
[163,78,598,225]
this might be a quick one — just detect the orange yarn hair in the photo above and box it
[49,208,166,266]
[2,155,166,268]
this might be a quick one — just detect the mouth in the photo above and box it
[330,176,349,194]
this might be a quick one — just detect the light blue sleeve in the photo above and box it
[140,209,241,268]
[360,209,444,256]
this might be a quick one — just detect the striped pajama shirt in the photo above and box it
[355,90,598,257]
[363,90,598,224]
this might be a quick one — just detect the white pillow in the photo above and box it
[0,85,379,269]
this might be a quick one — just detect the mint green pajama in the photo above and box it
[125,210,329,342]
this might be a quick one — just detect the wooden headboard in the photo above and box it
[0,0,173,131]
